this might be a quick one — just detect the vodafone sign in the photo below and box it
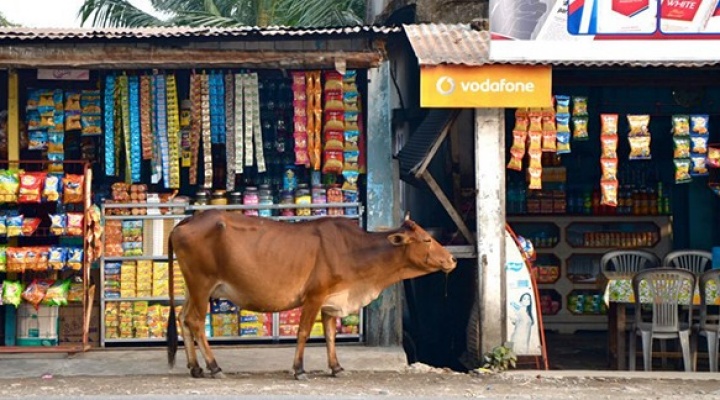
[420,65,552,108]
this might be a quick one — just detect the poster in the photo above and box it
[505,231,543,356]
[490,0,720,62]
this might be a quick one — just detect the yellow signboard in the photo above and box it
[420,64,552,108]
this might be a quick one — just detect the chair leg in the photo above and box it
[660,340,668,369]
[679,331,692,372]
[629,330,636,371]
[641,331,653,371]
[692,332,699,372]
[707,332,719,373]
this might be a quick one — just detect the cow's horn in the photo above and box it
[404,211,411,221]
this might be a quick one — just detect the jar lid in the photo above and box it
[295,189,311,196]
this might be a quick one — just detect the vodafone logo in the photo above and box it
[436,76,456,95]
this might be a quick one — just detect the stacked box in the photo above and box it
[136,260,153,297]
[118,301,134,338]
[121,220,143,257]
[133,301,149,338]
[210,299,238,337]
[120,261,137,298]
[104,220,123,257]
[239,310,273,337]
[104,302,119,339]
[147,304,165,338]
[104,262,121,299]
[173,261,185,297]
[152,262,169,297]
[278,308,302,337]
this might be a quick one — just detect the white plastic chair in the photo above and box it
[664,250,713,275]
[697,269,720,371]
[601,250,660,275]
[629,268,696,372]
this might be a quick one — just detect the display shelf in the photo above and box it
[104,297,186,302]
[104,215,188,221]
[507,215,672,334]
[104,255,172,262]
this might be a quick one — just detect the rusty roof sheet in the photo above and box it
[0,25,400,41]
[402,23,720,68]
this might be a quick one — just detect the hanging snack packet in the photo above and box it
[514,109,529,131]
[542,131,557,152]
[672,115,690,136]
[22,279,53,309]
[709,146,720,168]
[691,156,709,176]
[528,131,542,151]
[556,131,571,155]
[510,130,527,154]
[555,96,570,115]
[66,212,84,237]
[18,171,46,203]
[48,247,66,270]
[600,180,619,207]
[571,116,588,140]
[507,148,524,171]
[691,135,709,154]
[43,279,71,306]
[601,158,618,181]
[673,137,691,158]
[43,173,62,202]
[629,136,652,160]
[674,159,692,183]
[7,215,23,237]
[627,115,650,137]
[0,170,20,203]
[22,218,41,236]
[542,111,556,132]
[572,96,589,116]
[601,134,618,159]
[63,174,84,203]
[527,167,542,190]
[49,214,66,235]
[67,248,83,270]
[0,215,6,235]
[690,114,709,135]
[601,114,619,135]
[2,281,23,308]
[528,148,543,169]
[528,112,543,131]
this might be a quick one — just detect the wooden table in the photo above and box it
[601,274,714,370]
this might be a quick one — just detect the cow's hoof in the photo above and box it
[190,367,204,378]
[294,372,308,381]
[211,371,226,379]
[331,367,345,377]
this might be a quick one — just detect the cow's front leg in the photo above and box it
[293,301,322,380]
[321,311,343,376]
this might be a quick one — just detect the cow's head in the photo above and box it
[387,215,457,274]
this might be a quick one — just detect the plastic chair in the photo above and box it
[628,268,696,372]
[664,250,713,275]
[601,250,661,275]
[697,269,720,371]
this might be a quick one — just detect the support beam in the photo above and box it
[420,170,474,244]
[7,69,19,165]
[474,108,507,354]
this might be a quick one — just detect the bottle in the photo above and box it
[592,190,600,215]
[583,190,592,215]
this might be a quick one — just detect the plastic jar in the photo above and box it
[311,186,327,216]
[243,186,259,216]
[211,190,227,205]
[258,194,274,218]
[295,189,312,217]
[343,189,358,216]
[280,190,295,217]
[327,185,344,216]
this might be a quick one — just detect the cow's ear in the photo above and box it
[388,233,411,246]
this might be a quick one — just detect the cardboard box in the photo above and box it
[59,304,100,345]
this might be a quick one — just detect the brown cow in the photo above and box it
[166,210,457,380]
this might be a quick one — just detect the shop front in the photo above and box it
[395,15,720,371]
[0,26,398,353]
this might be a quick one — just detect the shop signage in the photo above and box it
[505,232,543,356]
[490,0,720,62]
[37,69,90,81]
[420,65,552,108]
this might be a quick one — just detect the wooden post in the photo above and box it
[475,108,507,354]
[8,69,19,165]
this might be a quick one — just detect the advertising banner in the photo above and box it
[420,65,553,108]
[490,0,720,62]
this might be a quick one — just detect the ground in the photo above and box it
[2,366,720,399]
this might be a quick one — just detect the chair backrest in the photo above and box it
[601,250,661,275]
[699,269,720,329]
[664,250,713,275]
[632,268,696,333]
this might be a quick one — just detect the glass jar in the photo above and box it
[258,195,274,218]
[243,187,259,216]
[194,190,210,206]
[280,190,295,217]
[295,189,312,217]
[327,185,344,216]
[228,191,243,205]
[211,190,227,206]
[311,186,327,217]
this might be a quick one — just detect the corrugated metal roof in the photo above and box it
[402,23,720,68]
[0,25,400,41]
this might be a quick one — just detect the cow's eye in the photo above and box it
[422,237,432,243]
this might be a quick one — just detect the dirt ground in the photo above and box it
[2,365,720,399]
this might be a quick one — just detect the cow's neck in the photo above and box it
[358,232,432,286]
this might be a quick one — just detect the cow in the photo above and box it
[166,209,457,380]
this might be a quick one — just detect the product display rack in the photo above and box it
[0,160,93,354]
[507,215,672,334]
[99,201,365,347]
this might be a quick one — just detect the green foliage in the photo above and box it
[480,342,517,373]
[0,12,18,27]
[78,0,366,28]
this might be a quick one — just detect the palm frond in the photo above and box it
[275,0,364,27]
[79,0,167,27]
[0,12,19,27]
[171,11,245,27]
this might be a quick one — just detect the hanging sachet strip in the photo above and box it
[140,76,153,160]
[201,73,213,189]
[166,74,181,189]
[189,74,201,185]
[128,76,142,183]
[250,73,266,173]
[104,74,116,176]
[234,73,244,174]
[154,75,170,188]
[150,75,161,184]
[243,74,254,167]
[118,75,132,184]
[225,73,235,191]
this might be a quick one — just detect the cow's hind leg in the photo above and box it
[293,300,323,380]
[187,293,225,379]
[321,310,343,376]
[180,300,204,378]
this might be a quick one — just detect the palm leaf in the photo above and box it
[79,0,167,27]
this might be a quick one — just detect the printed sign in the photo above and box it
[37,69,90,81]
[505,231,543,356]
[420,65,552,108]
[490,0,720,62]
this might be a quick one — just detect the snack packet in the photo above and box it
[674,137,691,158]
[67,248,83,270]
[49,247,66,270]
[572,96,588,116]
[629,136,652,160]
[556,131,571,154]
[2,280,23,308]
[43,279,71,306]
[22,279,53,310]
[0,215,6,236]
[43,173,62,202]
[541,112,556,132]
[7,215,23,237]
[527,167,542,190]
[510,130,527,154]
[709,146,720,168]
[571,116,588,140]
[691,156,708,176]
[600,114,618,135]
[507,148,524,171]
[691,135,708,154]
[49,214,66,235]
[0,170,20,203]
[528,131,542,151]
[18,172,46,203]
[674,159,692,184]
[63,174,84,203]
[601,158,618,181]
[542,131,557,152]
[528,112,543,131]
[66,212,84,236]
[690,114,709,135]
[555,95,570,115]
[672,115,690,136]
[600,179,619,207]
[627,115,650,137]
[601,134,618,159]
[557,114,571,133]
[22,218,41,236]
[514,109,529,131]
[528,148,542,169]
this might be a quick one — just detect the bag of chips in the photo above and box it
[572,96,588,116]
[542,131,557,152]
[600,179,619,207]
[22,279,53,310]
[691,135,708,154]
[0,215,6,236]
[556,131,571,154]
[67,248,83,270]
[601,114,618,135]
[510,130,527,154]
[21,218,41,236]
[63,174,84,203]
[541,112,556,132]
[627,115,650,137]
[629,136,652,160]
[0,170,20,203]
[49,213,66,235]
[528,131,542,151]
[528,112,543,131]
[49,247,66,270]
[66,212,84,236]
[43,279,71,306]
[601,158,618,181]
[514,110,529,131]
[691,156,708,176]
[507,148,524,171]
[690,114,709,135]
[571,116,587,140]
[601,135,618,159]
[674,137,691,158]
[674,159,692,184]
[7,215,23,237]
[527,168,542,190]
[2,280,23,308]
[671,115,690,136]
[18,172,46,203]
[43,173,62,202]
[528,148,542,169]
[554,95,570,115]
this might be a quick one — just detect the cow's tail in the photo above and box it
[167,230,178,369]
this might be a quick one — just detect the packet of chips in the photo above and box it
[601,158,618,180]
[510,130,527,154]
[600,179,619,207]
[555,95,570,115]
[572,96,588,116]
[674,159,692,184]
[2,280,23,308]
[601,114,619,135]
[18,172,46,203]
[542,131,557,152]
[43,279,71,306]
[63,174,84,203]
[557,114,571,133]
[22,218,41,236]
[528,131,542,151]
[527,167,542,190]
[43,173,62,202]
[528,112,543,131]
[541,111,556,132]
[66,212,84,236]
[22,279,53,310]
[556,131,571,154]
[49,214,66,235]
[514,109,529,131]
[691,156,708,176]
[49,247,66,270]
[627,115,650,137]
[528,148,542,169]
[507,148,524,171]
[601,135,618,159]
[674,137,691,158]
[0,170,20,203]
[672,115,690,136]
[571,116,588,140]
[67,248,83,270]
[691,135,709,154]
[7,215,23,237]
[629,136,652,160]
[690,114,709,135]
[709,145,720,168]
